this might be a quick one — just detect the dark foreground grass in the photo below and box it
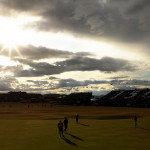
[0,118,150,150]
[0,104,150,150]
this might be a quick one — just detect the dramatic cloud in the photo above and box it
[50,78,108,89]
[0,0,48,13]
[0,76,18,91]
[49,76,58,80]
[109,75,129,80]
[8,56,136,77]
[26,80,48,86]
[56,56,136,72]
[0,45,92,60]
[1,0,150,45]
[0,0,150,94]
[41,77,150,91]
[0,75,150,93]
[126,0,150,15]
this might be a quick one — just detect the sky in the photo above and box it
[0,0,150,95]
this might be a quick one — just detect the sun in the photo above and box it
[2,28,20,51]
[0,15,41,56]
[0,17,23,50]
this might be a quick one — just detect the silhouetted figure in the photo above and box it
[134,115,138,128]
[64,117,68,132]
[58,120,64,137]
[76,113,79,123]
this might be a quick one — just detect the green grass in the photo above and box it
[0,104,150,150]
[0,118,150,150]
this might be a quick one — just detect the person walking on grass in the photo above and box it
[76,113,79,123]
[58,120,64,137]
[134,115,138,128]
[64,117,68,132]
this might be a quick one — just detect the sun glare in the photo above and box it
[0,56,18,66]
[0,15,40,56]
[0,14,142,61]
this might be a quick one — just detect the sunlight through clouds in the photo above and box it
[0,15,41,50]
[0,0,150,94]
[0,56,18,66]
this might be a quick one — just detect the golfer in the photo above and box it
[76,113,79,123]
[58,120,64,137]
[134,115,138,128]
[64,117,68,132]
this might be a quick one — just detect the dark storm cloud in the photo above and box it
[0,0,50,13]
[13,60,63,77]
[0,45,92,60]
[1,0,150,45]
[51,78,108,89]
[56,56,136,72]
[0,76,18,91]
[10,56,136,77]
[126,0,150,15]
[15,45,73,59]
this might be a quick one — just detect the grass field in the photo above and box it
[0,103,150,150]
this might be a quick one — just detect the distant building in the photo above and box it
[0,93,9,102]
[43,94,61,104]
[60,92,93,105]
[0,91,43,102]
[8,91,28,101]
[27,93,43,103]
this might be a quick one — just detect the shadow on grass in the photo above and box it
[78,123,89,127]
[69,114,135,120]
[62,136,78,147]
[97,115,133,120]
[138,127,150,132]
[66,132,84,141]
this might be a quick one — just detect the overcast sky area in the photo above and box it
[0,0,150,95]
